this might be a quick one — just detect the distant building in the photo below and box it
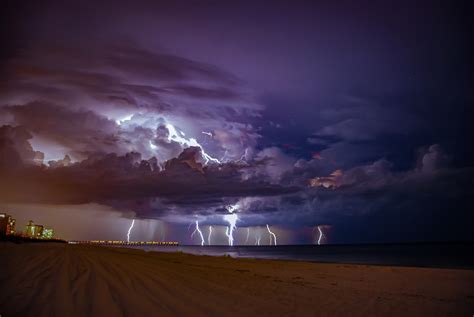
[8,217,15,235]
[0,213,8,235]
[25,220,35,237]
[25,220,44,238]
[0,213,16,235]
[25,220,54,239]
[42,228,54,239]
[34,225,44,238]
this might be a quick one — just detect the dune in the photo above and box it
[0,243,473,316]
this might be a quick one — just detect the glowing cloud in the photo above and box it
[165,123,220,164]
[116,114,134,125]
[309,169,343,189]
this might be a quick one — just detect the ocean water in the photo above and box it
[127,242,474,269]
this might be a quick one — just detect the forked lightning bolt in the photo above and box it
[266,224,277,246]
[191,221,205,246]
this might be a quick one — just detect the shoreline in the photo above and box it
[106,242,474,270]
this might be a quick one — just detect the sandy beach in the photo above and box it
[1,243,473,317]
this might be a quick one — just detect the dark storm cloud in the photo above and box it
[0,133,298,217]
[0,125,44,168]
[232,144,474,242]
[2,102,120,157]
[1,44,252,112]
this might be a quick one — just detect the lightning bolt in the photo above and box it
[224,213,238,246]
[165,123,220,164]
[191,221,205,246]
[266,224,277,246]
[317,226,324,245]
[208,225,213,245]
[245,227,250,245]
[223,204,239,246]
[127,219,135,243]
[255,236,261,245]
[239,148,250,162]
[202,131,213,137]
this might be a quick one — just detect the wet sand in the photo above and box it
[1,243,473,316]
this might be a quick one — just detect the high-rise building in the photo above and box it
[7,216,15,235]
[34,225,44,238]
[0,213,7,235]
[25,220,36,238]
[25,220,53,239]
[0,213,16,235]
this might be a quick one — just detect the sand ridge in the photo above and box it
[1,243,473,316]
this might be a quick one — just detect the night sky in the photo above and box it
[1,0,473,244]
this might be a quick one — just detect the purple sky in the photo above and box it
[0,0,473,244]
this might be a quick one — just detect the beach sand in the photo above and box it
[1,243,473,317]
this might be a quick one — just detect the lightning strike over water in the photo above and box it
[245,227,250,245]
[223,204,240,246]
[165,123,220,164]
[266,224,277,246]
[208,226,213,245]
[317,226,324,245]
[224,213,238,246]
[255,236,261,245]
[191,221,205,246]
[127,219,135,242]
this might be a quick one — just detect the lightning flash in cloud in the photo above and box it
[115,114,134,125]
[127,219,135,242]
[266,224,277,246]
[166,123,220,164]
[191,221,205,246]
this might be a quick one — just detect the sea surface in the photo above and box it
[126,242,474,269]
